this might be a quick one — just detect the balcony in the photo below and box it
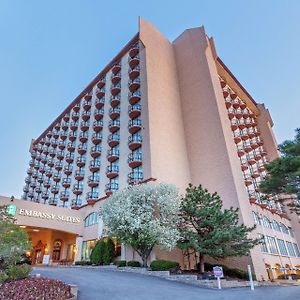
[47,159,55,167]
[128,65,140,80]
[25,176,31,184]
[128,90,141,105]
[128,134,142,150]
[44,180,51,188]
[81,121,90,131]
[49,149,56,158]
[51,185,59,194]
[49,197,58,206]
[62,177,71,188]
[31,151,37,159]
[53,173,61,182]
[244,119,253,128]
[67,142,76,152]
[44,138,51,146]
[42,192,49,200]
[95,97,105,109]
[92,132,102,145]
[89,160,101,172]
[97,77,106,89]
[79,132,89,143]
[128,54,139,68]
[60,191,70,202]
[94,108,104,121]
[58,141,66,150]
[35,186,42,194]
[64,165,73,175]
[72,102,80,112]
[96,88,105,99]
[128,78,140,92]
[46,169,53,178]
[65,153,74,163]
[257,163,265,172]
[71,111,80,121]
[106,165,119,179]
[110,82,121,95]
[32,171,38,179]
[128,152,142,168]
[72,184,83,195]
[108,119,120,133]
[232,99,240,109]
[91,145,101,158]
[86,191,99,205]
[107,148,119,162]
[39,166,46,174]
[37,175,43,183]
[75,169,85,180]
[128,171,143,185]
[70,121,79,131]
[237,146,245,157]
[63,113,70,121]
[108,134,120,147]
[93,120,103,132]
[53,131,59,139]
[82,110,91,121]
[110,94,121,107]
[109,107,120,120]
[71,198,82,209]
[128,104,141,119]
[111,71,121,84]
[129,42,139,58]
[69,131,77,142]
[43,147,49,155]
[27,168,33,175]
[105,182,119,195]
[61,121,69,131]
[78,143,87,155]
[234,108,243,119]
[257,137,264,146]
[84,92,92,100]
[46,131,52,138]
[111,62,121,74]
[23,186,29,193]
[250,140,259,150]
[244,174,253,187]
[233,132,241,144]
[227,108,234,120]
[76,157,86,168]
[83,99,91,111]
[244,142,252,153]
[35,155,41,161]
[251,170,260,179]
[248,191,257,204]
[242,109,250,119]
[88,175,100,187]
[240,159,248,171]
[30,181,37,188]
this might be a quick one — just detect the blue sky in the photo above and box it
[0,0,299,198]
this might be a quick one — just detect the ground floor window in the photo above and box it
[82,239,96,260]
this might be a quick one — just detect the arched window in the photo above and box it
[262,216,272,229]
[280,223,289,235]
[252,211,260,225]
[84,212,98,227]
[272,220,281,232]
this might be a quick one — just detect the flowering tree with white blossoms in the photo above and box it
[99,183,181,267]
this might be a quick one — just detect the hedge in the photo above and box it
[127,261,141,267]
[75,260,92,266]
[150,260,179,271]
[114,260,127,267]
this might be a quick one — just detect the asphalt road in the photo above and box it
[32,267,300,300]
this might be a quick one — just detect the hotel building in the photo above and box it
[10,18,300,280]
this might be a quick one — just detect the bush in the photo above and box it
[90,239,106,265]
[114,260,126,267]
[103,238,115,265]
[278,274,300,280]
[75,260,92,266]
[127,261,141,267]
[0,271,8,283]
[203,262,256,280]
[150,260,179,271]
[5,264,31,281]
[0,277,72,300]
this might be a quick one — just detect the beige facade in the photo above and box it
[16,18,300,280]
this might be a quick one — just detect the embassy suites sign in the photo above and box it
[18,208,81,224]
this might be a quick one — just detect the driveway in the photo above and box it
[32,266,300,300]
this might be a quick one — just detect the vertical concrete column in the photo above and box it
[121,243,126,260]
[74,236,83,262]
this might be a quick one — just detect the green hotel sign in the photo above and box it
[6,204,17,216]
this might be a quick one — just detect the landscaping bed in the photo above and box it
[0,277,74,300]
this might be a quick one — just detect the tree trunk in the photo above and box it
[141,254,148,268]
[199,253,205,273]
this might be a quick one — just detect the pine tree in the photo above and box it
[260,128,300,214]
[103,238,115,265]
[178,184,260,273]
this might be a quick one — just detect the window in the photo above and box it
[84,212,98,227]
[266,236,279,254]
[286,242,296,257]
[252,212,260,225]
[293,243,300,257]
[277,239,288,256]
[288,227,295,237]
[81,240,96,261]
[262,217,272,229]
[258,234,268,253]
[280,223,289,235]
[272,220,281,232]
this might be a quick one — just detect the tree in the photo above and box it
[0,205,31,274]
[100,183,181,267]
[260,128,300,214]
[178,184,260,273]
[103,238,115,265]
[90,239,106,265]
